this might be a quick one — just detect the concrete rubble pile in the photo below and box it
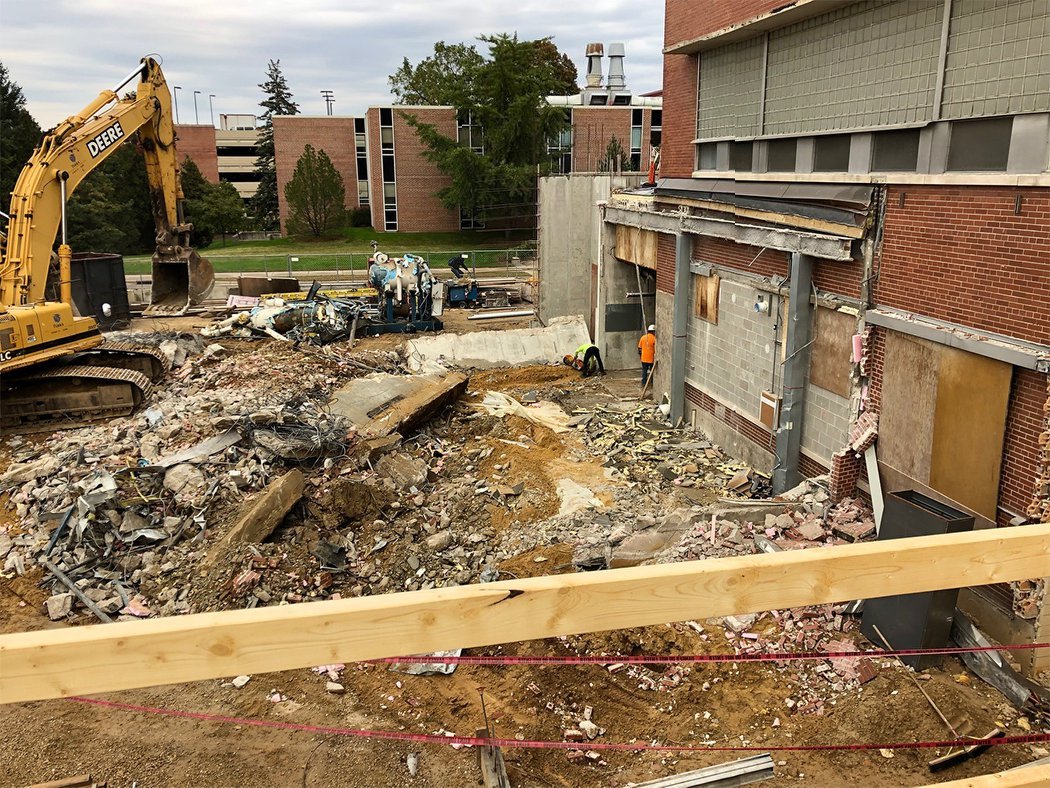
[0,332,403,620]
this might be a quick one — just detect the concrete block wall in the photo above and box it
[684,277,777,419]
[174,124,219,183]
[801,382,850,465]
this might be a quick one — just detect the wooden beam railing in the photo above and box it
[2,522,1048,704]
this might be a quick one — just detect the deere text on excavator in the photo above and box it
[0,57,215,432]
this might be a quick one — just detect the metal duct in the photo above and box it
[607,42,627,90]
[585,43,604,88]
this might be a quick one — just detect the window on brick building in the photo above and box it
[814,134,851,171]
[767,138,797,172]
[730,142,753,172]
[947,117,1013,172]
[697,142,718,171]
[872,129,920,172]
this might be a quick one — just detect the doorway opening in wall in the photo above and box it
[607,224,658,371]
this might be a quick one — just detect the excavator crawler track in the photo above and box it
[82,341,170,379]
[1,365,155,434]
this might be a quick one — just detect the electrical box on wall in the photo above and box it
[760,391,780,429]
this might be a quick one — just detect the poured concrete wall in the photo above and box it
[538,173,646,331]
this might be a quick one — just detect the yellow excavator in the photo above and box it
[0,56,215,432]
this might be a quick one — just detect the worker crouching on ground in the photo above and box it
[571,342,605,378]
[639,324,656,385]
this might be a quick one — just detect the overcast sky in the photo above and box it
[3,0,665,129]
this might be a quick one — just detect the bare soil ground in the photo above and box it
[1,324,1045,788]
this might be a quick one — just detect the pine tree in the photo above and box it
[284,145,346,237]
[400,35,573,231]
[0,62,43,212]
[251,59,299,230]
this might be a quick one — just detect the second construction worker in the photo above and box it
[574,342,606,378]
[639,324,656,385]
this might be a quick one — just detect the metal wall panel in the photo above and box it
[764,0,942,135]
[941,0,1050,119]
[697,37,764,139]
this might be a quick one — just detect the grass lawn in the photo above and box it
[124,228,535,275]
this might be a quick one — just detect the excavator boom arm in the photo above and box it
[0,58,211,309]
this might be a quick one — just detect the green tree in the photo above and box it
[179,157,214,247]
[529,39,578,96]
[200,181,245,246]
[596,135,631,173]
[399,34,572,230]
[66,174,134,253]
[1,62,43,213]
[284,145,346,237]
[389,42,484,106]
[103,142,155,252]
[251,59,299,230]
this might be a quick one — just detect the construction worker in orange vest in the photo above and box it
[639,324,656,386]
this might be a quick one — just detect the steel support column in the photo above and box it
[772,252,814,493]
[670,232,692,424]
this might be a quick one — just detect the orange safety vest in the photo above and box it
[638,332,656,364]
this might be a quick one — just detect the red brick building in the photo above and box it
[174,124,219,183]
[596,0,1050,669]
[273,116,361,233]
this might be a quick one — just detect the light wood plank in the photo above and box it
[919,764,1050,788]
[2,523,1049,704]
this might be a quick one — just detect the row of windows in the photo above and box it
[354,117,369,206]
[699,116,1018,174]
[380,108,397,231]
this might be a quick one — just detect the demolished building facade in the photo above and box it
[589,0,1050,671]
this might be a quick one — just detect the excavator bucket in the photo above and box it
[146,248,215,316]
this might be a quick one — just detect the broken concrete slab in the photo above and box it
[163,463,207,497]
[205,470,304,562]
[330,372,468,438]
[155,430,242,468]
[404,315,590,371]
[45,593,74,620]
[375,453,428,490]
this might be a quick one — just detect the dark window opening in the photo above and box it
[650,129,662,147]
[218,172,259,182]
[379,107,393,126]
[872,129,920,172]
[730,142,753,172]
[632,108,643,125]
[630,152,642,171]
[382,156,395,182]
[767,138,797,172]
[698,142,718,170]
[651,110,662,128]
[947,116,1013,172]
[814,134,851,171]
[354,118,365,134]
[216,146,258,157]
